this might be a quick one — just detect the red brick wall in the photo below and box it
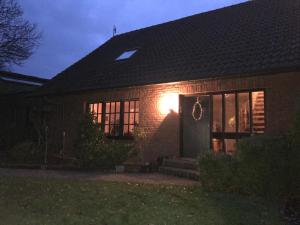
[46,71,300,162]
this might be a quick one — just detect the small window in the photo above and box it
[225,94,236,132]
[104,101,121,136]
[252,91,265,133]
[238,93,250,133]
[89,103,102,125]
[212,95,222,132]
[224,139,236,155]
[123,100,139,136]
[115,50,137,61]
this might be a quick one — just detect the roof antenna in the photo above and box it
[113,25,117,37]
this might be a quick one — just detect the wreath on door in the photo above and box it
[192,96,203,121]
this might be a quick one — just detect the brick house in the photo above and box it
[0,71,48,153]
[38,0,300,165]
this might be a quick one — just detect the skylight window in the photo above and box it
[115,49,137,61]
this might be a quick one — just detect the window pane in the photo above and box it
[97,115,102,124]
[115,114,120,123]
[98,103,102,114]
[89,104,93,113]
[130,101,135,112]
[225,94,236,132]
[110,126,115,135]
[123,125,129,135]
[124,113,129,124]
[129,125,134,134]
[110,114,115,124]
[212,95,222,132]
[136,101,139,112]
[106,103,110,113]
[124,101,129,112]
[129,113,134,124]
[116,102,120,113]
[93,104,98,114]
[135,113,139,125]
[212,138,223,153]
[224,139,236,155]
[105,114,110,124]
[105,125,109,134]
[252,91,265,133]
[111,102,115,113]
[238,93,250,132]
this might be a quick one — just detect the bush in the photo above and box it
[74,113,135,169]
[199,131,299,201]
[198,152,239,193]
[287,110,300,200]
[236,135,289,199]
[8,141,43,164]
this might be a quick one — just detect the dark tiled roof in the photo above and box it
[0,71,48,95]
[41,0,300,94]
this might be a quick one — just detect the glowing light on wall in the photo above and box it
[159,92,179,114]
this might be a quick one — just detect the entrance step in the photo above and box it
[159,158,199,180]
[163,158,198,170]
[159,166,200,180]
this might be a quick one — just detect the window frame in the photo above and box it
[87,99,139,139]
[210,89,265,153]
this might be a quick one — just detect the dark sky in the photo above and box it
[12,0,247,79]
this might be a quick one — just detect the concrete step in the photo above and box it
[163,158,198,170]
[159,166,200,180]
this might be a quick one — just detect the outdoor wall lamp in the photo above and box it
[159,92,179,114]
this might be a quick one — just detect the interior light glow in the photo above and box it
[159,92,179,114]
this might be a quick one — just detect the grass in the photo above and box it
[0,176,284,225]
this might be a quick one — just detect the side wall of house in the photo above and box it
[47,71,300,163]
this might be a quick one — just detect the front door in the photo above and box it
[181,95,210,158]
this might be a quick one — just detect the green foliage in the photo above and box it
[8,141,43,164]
[236,135,289,199]
[287,110,300,200]
[199,134,297,200]
[198,153,239,193]
[74,113,135,169]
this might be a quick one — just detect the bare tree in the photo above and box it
[0,0,41,69]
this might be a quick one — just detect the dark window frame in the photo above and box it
[211,89,265,153]
[87,99,139,139]
[123,100,139,137]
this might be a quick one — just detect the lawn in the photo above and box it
[0,176,284,225]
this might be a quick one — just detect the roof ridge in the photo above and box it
[114,0,251,38]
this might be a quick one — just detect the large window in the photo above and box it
[88,100,139,138]
[212,91,265,154]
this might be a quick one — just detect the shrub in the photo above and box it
[8,141,43,164]
[74,113,135,169]
[236,135,289,199]
[198,152,239,193]
[287,110,300,200]
[199,132,298,201]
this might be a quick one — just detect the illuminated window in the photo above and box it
[212,95,222,132]
[89,103,102,125]
[252,91,265,133]
[212,138,223,153]
[104,101,121,136]
[224,139,236,155]
[225,94,236,132]
[88,99,139,138]
[123,100,139,136]
[211,90,265,154]
[238,93,250,132]
[116,50,137,61]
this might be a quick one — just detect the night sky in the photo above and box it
[12,0,247,79]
